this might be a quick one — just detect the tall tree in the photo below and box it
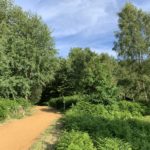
[113,3,150,102]
[0,0,58,101]
[68,48,118,103]
[68,47,96,93]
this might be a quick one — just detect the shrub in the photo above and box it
[0,103,8,121]
[49,95,84,110]
[0,98,31,121]
[96,137,132,150]
[86,93,118,105]
[49,97,64,109]
[5,100,21,118]
[56,130,96,150]
[62,101,150,150]
[16,98,31,110]
[0,100,21,119]
[64,101,144,122]
[141,102,150,115]
[118,101,145,115]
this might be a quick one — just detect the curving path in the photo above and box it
[0,106,62,150]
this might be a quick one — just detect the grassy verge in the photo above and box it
[30,120,62,150]
[0,98,32,123]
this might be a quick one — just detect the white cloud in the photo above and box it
[14,0,150,56]
[15,0,120,37]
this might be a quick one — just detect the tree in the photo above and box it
[41,58,73,101]
[83,55,118,104]
[68,48,118,104]
[42,48,118,104]
[113,3,150,102]
[0,0,58,102]
[68,47,96,93]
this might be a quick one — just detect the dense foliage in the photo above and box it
[0,98,31,121]
[47,4,150,149]
[96,137,132,150]
[56,100,150,150]
[43,48,118,104]
[56,130,96,150]
[48,95,84,110]
[0,1,150,149]
[0,0,58,102]
[114,3,150,102]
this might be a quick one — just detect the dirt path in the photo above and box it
[0,106,62,150]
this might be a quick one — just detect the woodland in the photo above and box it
[0,1,150,150]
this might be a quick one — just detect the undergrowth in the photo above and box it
[0,98,31,122]
[55,97,150,150]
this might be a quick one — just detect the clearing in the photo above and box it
[0,106,62,150]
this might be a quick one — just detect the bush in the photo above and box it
[96,137,132,150]
[56,130,96,150]
[86,93,118,105]
[0,103,8,121]
[62,101,150,150]
[0,100,20,119]
[118,101,145,115]
[64,101,144,122]
[49,95,84,110]
[0,98,31,121]
[16,98,31,110]
[106,101,145,118]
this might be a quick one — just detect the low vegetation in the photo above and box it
[96,137,132,150]
[0,98,31,122]
[55,99,150,150]
[56,130,96,150]
[48,95,84,110]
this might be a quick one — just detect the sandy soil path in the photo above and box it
[0,106,62,150]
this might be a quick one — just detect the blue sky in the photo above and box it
[14,0,150,57]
